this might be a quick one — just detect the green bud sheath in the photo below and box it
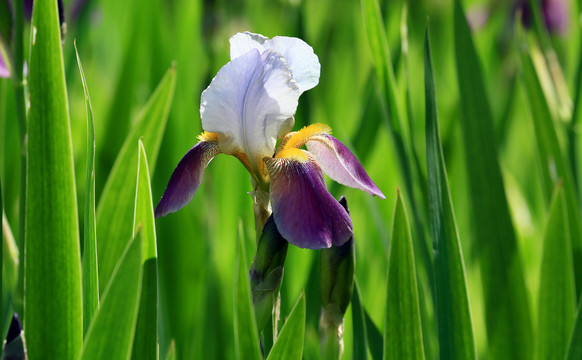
[250,215,288,332]
[319,196,355,360]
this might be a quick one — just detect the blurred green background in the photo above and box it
[2,0,582,358]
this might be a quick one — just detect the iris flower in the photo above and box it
[155,32,384,249]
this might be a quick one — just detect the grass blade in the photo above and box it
[75,43,99,335]
[566,302,582,360]
[519,43,582,296]
[351,279,369,360]
[384,191,425,360]
[425,24,476,359]
[96,66,176,294]
[536,185,576,359]
[131,140,158,360]
[79,233,143,360]
[234,226,261,360]
[25,0,83,358]
[453,1,533,358]
[266,291,305,360]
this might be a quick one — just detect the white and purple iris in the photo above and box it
[155,32,385,249]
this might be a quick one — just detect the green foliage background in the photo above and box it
[1,0,582,358]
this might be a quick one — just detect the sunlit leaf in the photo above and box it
[25,0,83,357]
[384,192,425,360]
[454,1,533,358]
[75,42,99,336]
[266,291,305,360]
[79,233,143,360]
[426,24,476,359]
[131,140,158,360]
[97,67,175,295]
[519,42,582,296]
[536,185,576,359]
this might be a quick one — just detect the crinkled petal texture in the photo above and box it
[155,140,220,218]
[306,134,386,198]
[265,151,353,249]
[230,32,320,92]
[200,48,301,172]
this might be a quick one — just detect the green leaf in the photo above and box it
[234,226,261,360]
[519,43,582,296]
[79,233,143,360]
[76,43,99,336]
[566,302,582,360]
[425,24,476,360]
[97,66,176,294]
[360,0,433,304]
[25,0,83,358]
[536,185,576,359]
[351,279,369,360]
[131,140,158,360]
[365,310,383,360]
[266,291,305,360]
[453,1,533,359]
[384,192,425,360]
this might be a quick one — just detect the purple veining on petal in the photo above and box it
[155,141,220,218]
[0,53,9,78]
[306,134,385,199]
[265,154,353,249]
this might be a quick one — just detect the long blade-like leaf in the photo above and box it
[384,191,425,360]
[519,43,582,295]
[234,226,261,360]
[79,233,143,360]
[425,24,476,360]
[266,291,305,360]
[76,43,99,336]
[25,0,83,358]
[131,140,158,360]
[566,301,582,360]
[351,279,369,360]
[453,1,533,358]
[97,67,175,294]
[537,185,576,359]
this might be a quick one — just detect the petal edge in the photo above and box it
[306,134,385,199]
[155,141,220,217]
[265,154,353,249]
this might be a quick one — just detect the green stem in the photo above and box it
[12,0,27,315]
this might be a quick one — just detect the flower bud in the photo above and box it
[249,215,288,332]
[319,196,354,360]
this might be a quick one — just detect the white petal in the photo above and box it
[200,49,301,170]
[229,32,320,92]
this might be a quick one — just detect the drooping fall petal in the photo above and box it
[306,134,385,198]
[200,48,300,172]
[265,149,353,249]
[229,32,320,92]
[155,140,220,217]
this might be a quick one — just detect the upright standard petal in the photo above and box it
[155,140,220,217]
[264,149,353,249]
[230,32,320,92]
[306,134,385,199]
[200,49,301,173]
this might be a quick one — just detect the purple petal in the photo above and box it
[0,53,10,78]
[155,141,220,218]
[265,153,353,249]
[306,134,385,199]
